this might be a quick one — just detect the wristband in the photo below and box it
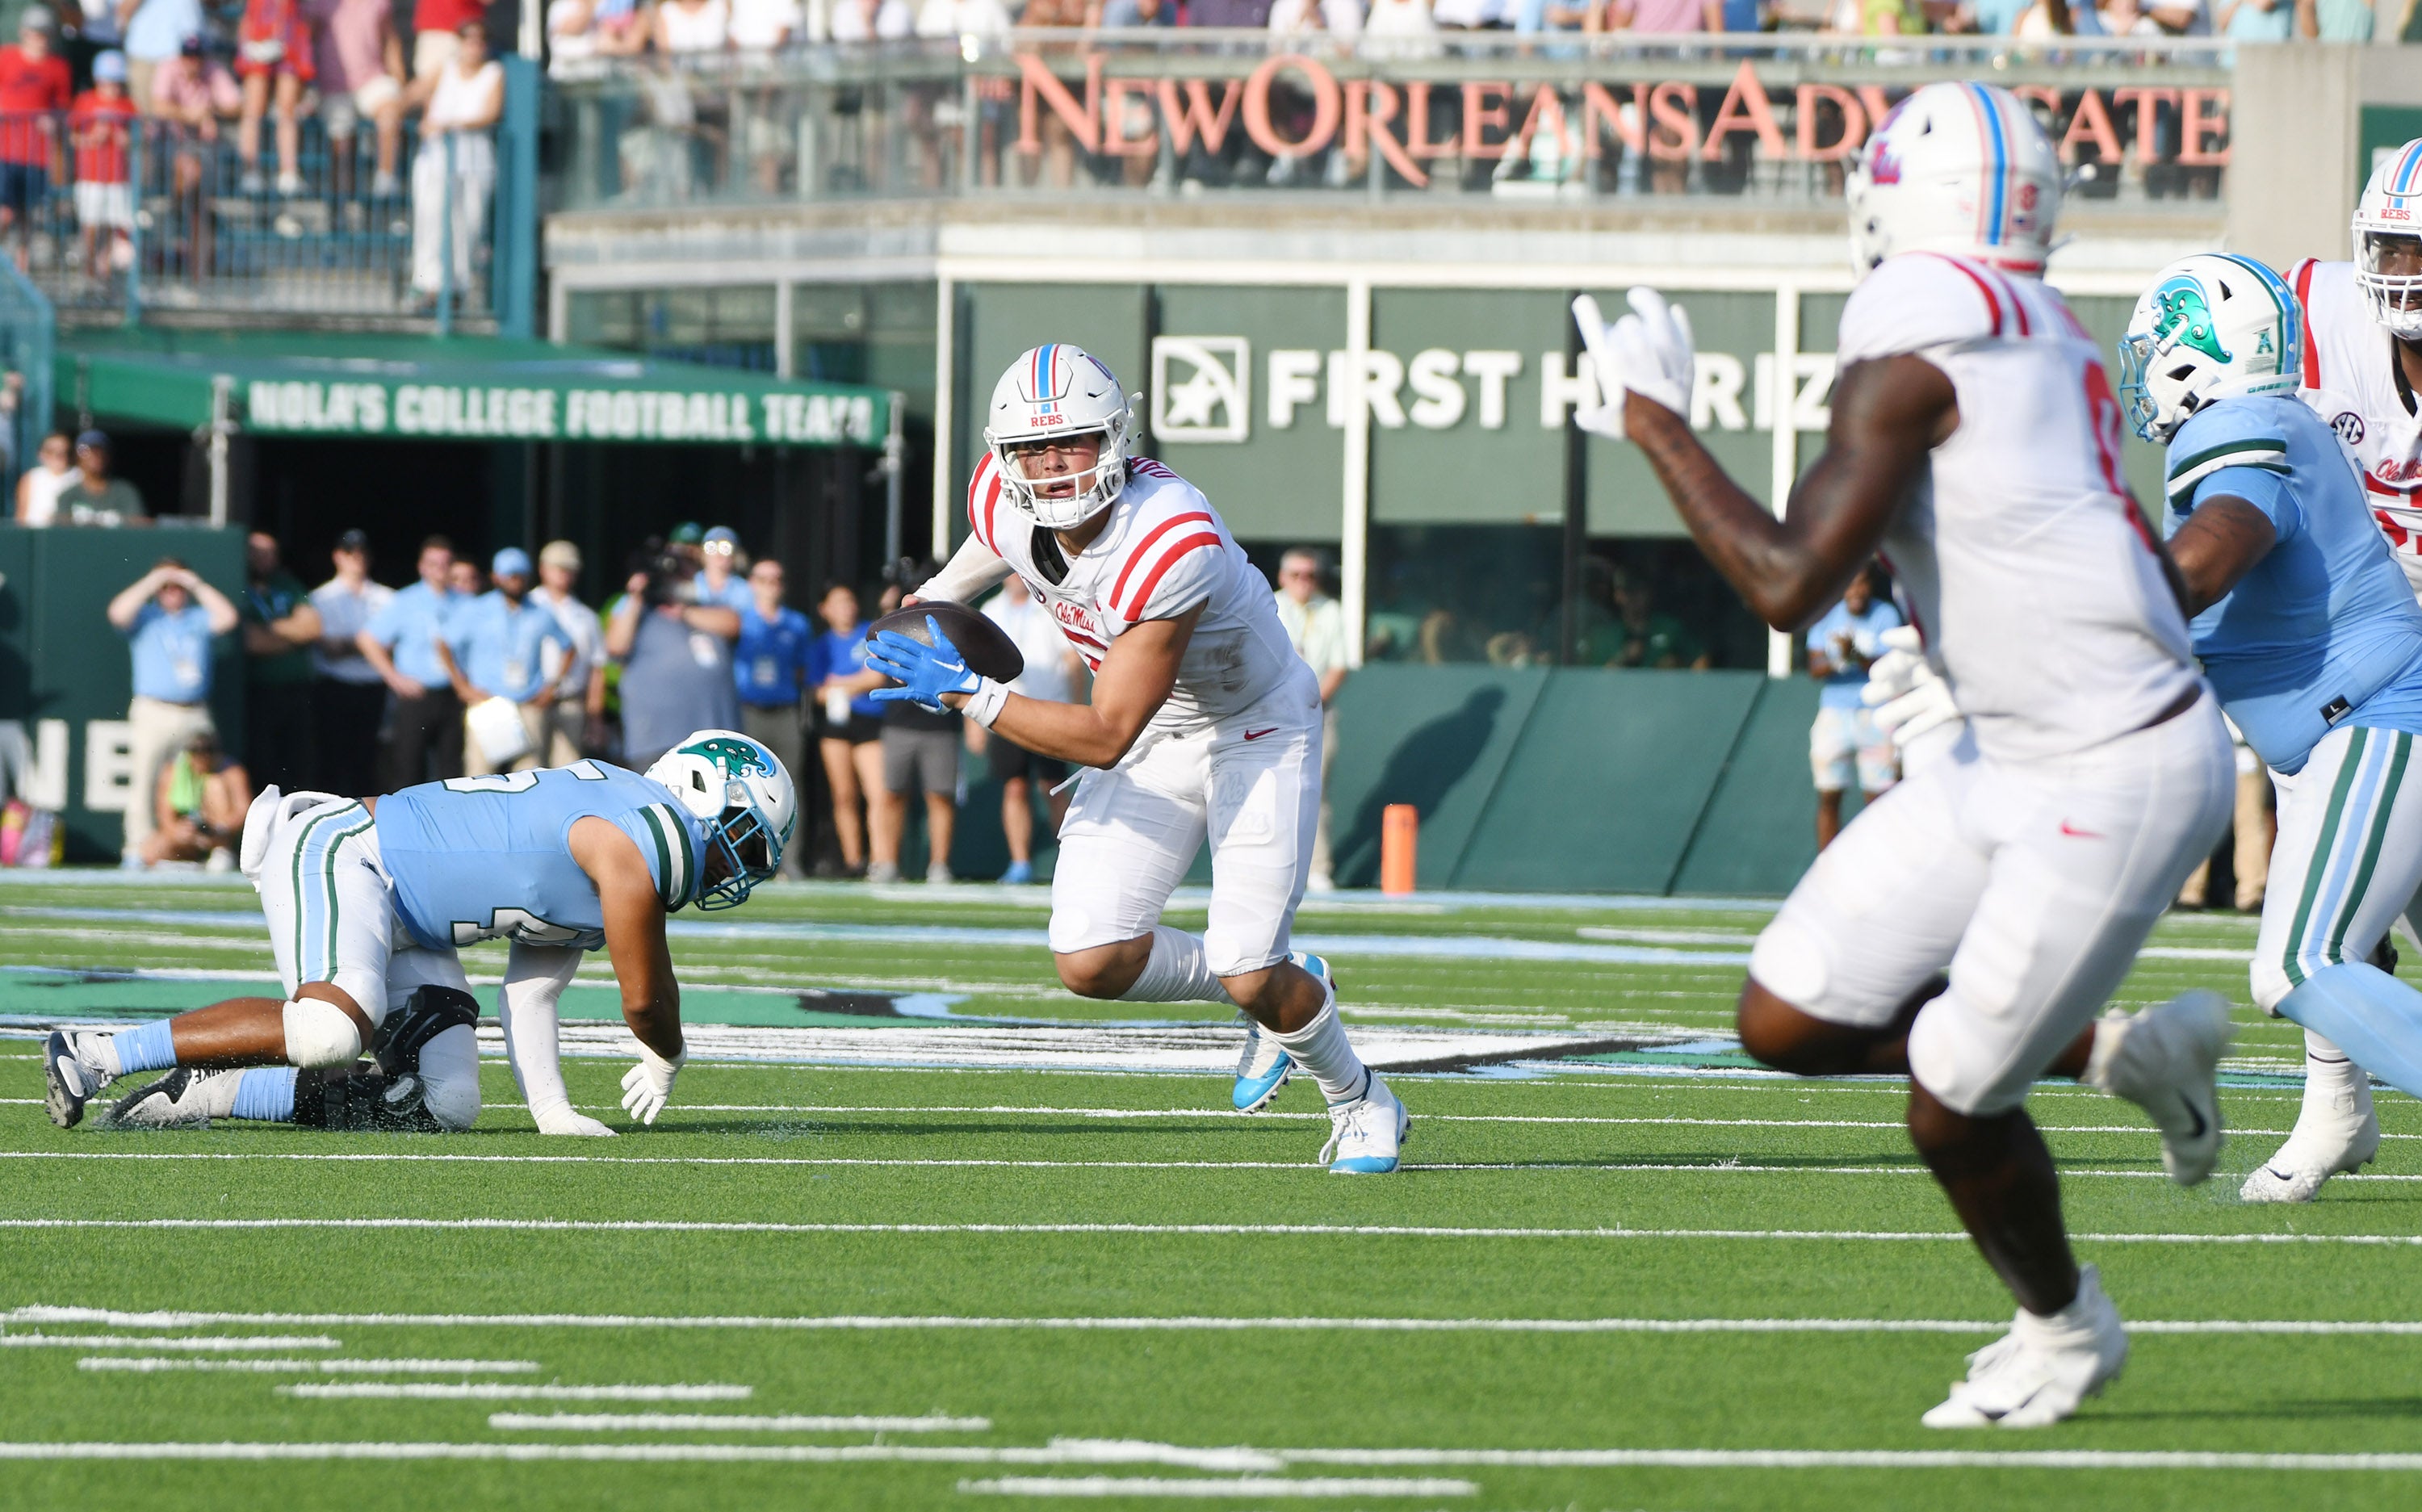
[966,676,1011,728]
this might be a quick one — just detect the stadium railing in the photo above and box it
[546,33,2236,214]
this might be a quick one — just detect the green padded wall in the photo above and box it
[1670,677,1826,897]
[1326,664,1550,890]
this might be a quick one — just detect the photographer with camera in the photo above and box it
[606,548,740,773]
[139,729,253,870]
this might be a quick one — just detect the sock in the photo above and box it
[2300,1030,2367,1120]
[1268,1001,1372,1104]
[499,977,574,1122]
[1117,927,1236,1005]
[228,1067,297,1122]
[2274,963,2422,1101]
[107,1020,178,1078]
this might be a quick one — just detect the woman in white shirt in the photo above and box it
[14,431,73,527]
[831,0,913,37]
[1269,0,1364,36]
[409,19,505,304]
[656,0,733,49]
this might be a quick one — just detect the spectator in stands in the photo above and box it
[1613,0,1723,28]
[729,0,802,50]
[309,0,407,199]
[139,727,250,869]
[0,9,71,273]
[1508,0,1594,31]
[656,0,733,47]
[1360,0,1439,56]
[2303,0,2373,36]
[978,576,1081,885]
[58,429,145,524]
[443,547,572,777]
[532,538,605,764]
[14,429,72,526]
[1611,568,1708,670]
[69,52,136,285]
[151,34,240,132]
[1275,547,1348,892]
[606,551,741,773]
[308,529,392,797]
[410,0,491,81]
[234,0,314,198]
[2219,0,2291,32]
[870,567,962,886]
[120,0,204,107]
[831,0,914,37]
[912,0,1012,185]
[735,556,811,877]
[360,534,468,789]
[695,526,754,613]
[241,529,321,796]
[447,555,486,597]
[107,558,237,865]
[1805,566,1901,851]
[809,581,885,877]
[1103,0,1176,25]
[409,19,502,312]
[549,0,652,74]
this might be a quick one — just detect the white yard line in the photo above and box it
[490,1412,991,1433]
[19,1305,2422,1337]
[80,1357,538,1374]
[0,1333,339,1350]
[959,1476,1475,1497]
[284,1383,752,1401]
[8,1217,2418,1248]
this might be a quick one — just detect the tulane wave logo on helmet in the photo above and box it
[685,736,773,778]
[2151,277,2231,364]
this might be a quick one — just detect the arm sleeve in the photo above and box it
[919,530,1015,605]
[2168,403,2298,538]
[496,942,586,1122]
[1836,254,2002,366]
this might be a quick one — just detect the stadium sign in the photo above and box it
[1015,56,2230,189]
[242,379,885,446]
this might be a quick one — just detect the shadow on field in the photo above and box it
[2096,1396,2422,1422]
[670,1119,1253,1139]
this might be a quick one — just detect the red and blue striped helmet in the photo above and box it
[983,344,1135,532]
[2356,140,2422,340]
[1846,82,2064,279]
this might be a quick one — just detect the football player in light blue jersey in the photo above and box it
[42,731,796,1137]
[2128,253,2422,1202]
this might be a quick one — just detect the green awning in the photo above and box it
[57,329,890,449]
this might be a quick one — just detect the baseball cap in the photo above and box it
[93,50,127,82]
[538,540,582,572]
[178,34,207,56]
[668,522,705,547]
[75,429,108,451]
[334,528,371,554]
[702,526,740,551]
[492,547,533,578]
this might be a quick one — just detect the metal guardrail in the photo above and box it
[547,33,2237,212]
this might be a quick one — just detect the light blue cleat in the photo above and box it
[1322,1072,1408,1174]
[1231,951,1332,1112]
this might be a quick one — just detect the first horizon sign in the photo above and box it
[243,378,884,447]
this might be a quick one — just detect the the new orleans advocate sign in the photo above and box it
[1012,56,2227,189]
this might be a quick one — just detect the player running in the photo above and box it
[43,733,795,1136]
[2254,145,2422,1200]
[1575,82,2236,1428]
[865,344,1406,1174]
[2128,253,2422,1204]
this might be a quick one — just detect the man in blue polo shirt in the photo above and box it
[694,526,755,614]
[735,555,811,877]
[442,547,572,777]
[359,535,468,790]
[106,557,239,865]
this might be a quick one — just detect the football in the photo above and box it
[865,598,1025,684]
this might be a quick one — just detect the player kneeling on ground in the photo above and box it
[2127,255,2422,1203]
[43,732,794,1135]
[1578,82,2240,1427]
[866,344,1406,1174]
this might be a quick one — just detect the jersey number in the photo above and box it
[2083,362,2159,551]
[442,760,610,795]
[451,907,589,947]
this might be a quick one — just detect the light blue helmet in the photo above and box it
[644,730,795,909]
[2119,253,2303,445]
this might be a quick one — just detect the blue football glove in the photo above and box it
[866,616,982,714]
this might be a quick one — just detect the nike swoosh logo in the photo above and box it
[1244,728,1278,741]
[2059,821,2105,839]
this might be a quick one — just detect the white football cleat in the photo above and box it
[2084,990,2233,1186]
[42,1030,117,1130]
[2241,1091,2379,1204]
[1319,1073,1408,1175]
[1922,1265,2127,1430]
[103,1066,228,1129]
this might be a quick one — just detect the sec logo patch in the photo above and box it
[2335,412,2367,446]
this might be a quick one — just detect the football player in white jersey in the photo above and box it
[865,344,1408,1175]
[2255,142,2422,1200]
[1575,82,2236,1428]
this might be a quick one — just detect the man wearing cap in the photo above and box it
[106,558,239,866]
[57,429,145,525]
[531,539,604,765]
[360,534,467,788]
[441,547,572,777]
[0,8,70,271]
[240,530,321,796]
[123,0,208,107]
[695,526,754,616]
[309,529,392,796]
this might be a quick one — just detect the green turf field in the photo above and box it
[1,873,2416,1510]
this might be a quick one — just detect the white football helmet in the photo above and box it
[2118,254,2302,445]
[643,730,796,910]
[1846,82,2062,280]
[2355,140,2422,341]
[983,344,1134,531]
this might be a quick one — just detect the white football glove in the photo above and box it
[619,1043,685,1126]
[1860,625,1966,777]
[1571,287,1695,437]
[534,1104,617,1138]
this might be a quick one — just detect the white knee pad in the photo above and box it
[283,998,364,1070]
[2249,955,2293,1018]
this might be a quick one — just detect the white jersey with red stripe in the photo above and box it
[965,451,1318,743]
[1837,252,2201,763]
[2288,257,2422,596]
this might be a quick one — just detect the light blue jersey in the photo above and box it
[2164,395,2422,774]
[374,761,710,950]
